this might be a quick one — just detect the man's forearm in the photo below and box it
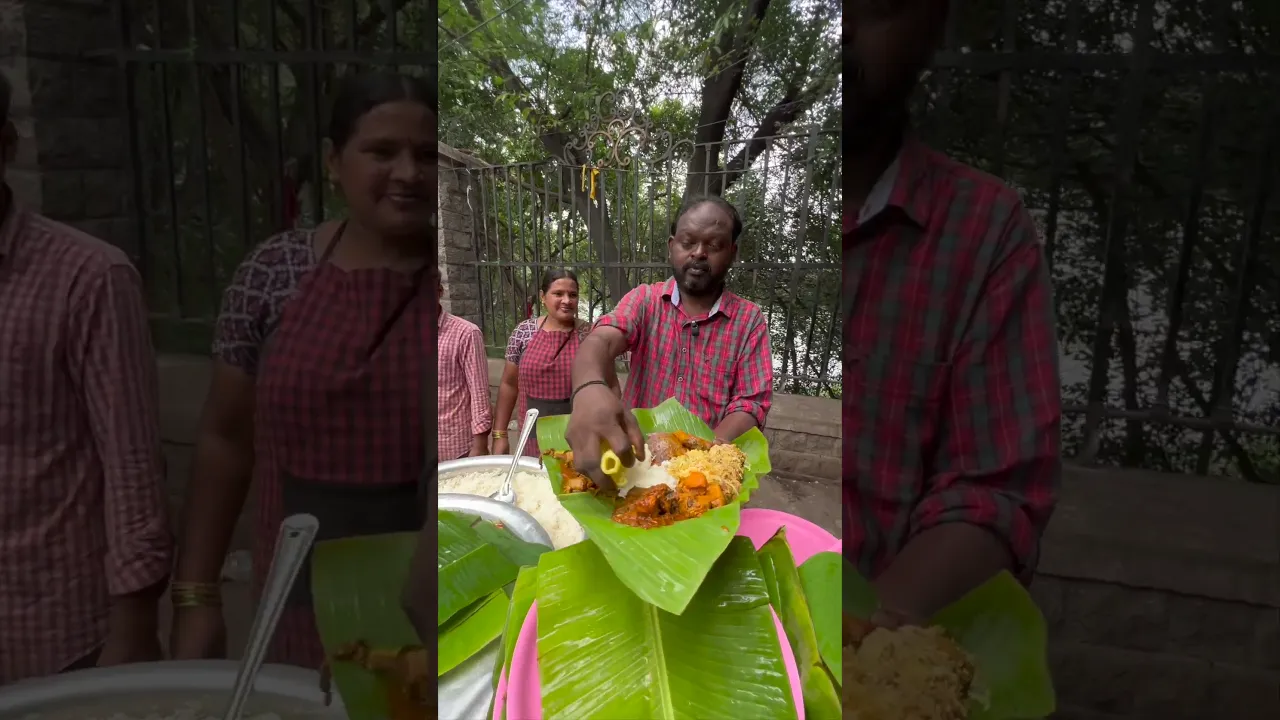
[571,331,625,387]
[712,411,758,444]
[872,523,1012,622]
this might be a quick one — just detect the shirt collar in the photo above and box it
[854,134,934,229]
[664,277,731,318]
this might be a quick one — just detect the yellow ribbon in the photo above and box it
[580,165,599,201]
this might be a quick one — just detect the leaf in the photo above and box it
[535,537,797,720]
[842,565,1057,720]
[471,516,552,567]
[536,398,768,614]
[491,565,540,706]
[312,532,421,720]
[798,551,842,687]
[438,539,520,625]
[438,589,508,676]
[758,530,841,720]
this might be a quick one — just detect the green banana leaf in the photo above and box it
[490,566,539,720]
[758,530,841,720]
[798,552,842,686]
[438,526,520,625]
[312,532,421,720]
[439,589,507,676]
[535,537,797,720]
[843,565,1056,720]
[537,397,771,614]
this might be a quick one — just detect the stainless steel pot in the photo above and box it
[0,660,344,718]
[437,456,556,720]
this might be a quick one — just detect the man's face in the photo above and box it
[668,203,737,297]
[849,0,945,134]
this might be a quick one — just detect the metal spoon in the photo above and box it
[490,407,539,504]
[221,514,320,720]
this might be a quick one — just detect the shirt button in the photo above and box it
[678,376,683,382]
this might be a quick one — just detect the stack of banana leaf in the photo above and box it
[311,399,843,720]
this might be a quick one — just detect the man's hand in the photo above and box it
[470,434,490,457]
[565,383,645,493]
[99,594,163,666]
[872,523,1012,626]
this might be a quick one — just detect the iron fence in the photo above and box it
[448,95,842,397]
[917,0,1278,480]
[100,0,432,352]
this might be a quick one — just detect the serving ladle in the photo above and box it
[221,514,320,720]
[490,407,538,504]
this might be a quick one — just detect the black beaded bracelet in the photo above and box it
[570,379,608,406]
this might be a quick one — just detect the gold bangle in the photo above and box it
[170,580,223,609]
[492,431,508,438]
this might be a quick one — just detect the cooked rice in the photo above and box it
[842,625,974,720]
[437,469,585,549]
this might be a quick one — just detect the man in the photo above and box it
[0,71,173,683]
[847,0,1063,628]
[564,195,772,489]
[437,274,492,459]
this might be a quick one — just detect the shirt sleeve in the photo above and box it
[463,324,493,435]
[213,235,300,374]
[910,202,1062,579]
[67,263,174,596]
[594,284,653,351]
[722,317,773,428]
[505,319,531,365]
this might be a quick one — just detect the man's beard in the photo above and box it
[676,262,719,297]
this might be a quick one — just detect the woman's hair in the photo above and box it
[669,194,743,243]
[328,70,437,150]
[539,268,579,294]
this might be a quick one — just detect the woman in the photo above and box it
[167,70,437,669]
[493,269,593,457]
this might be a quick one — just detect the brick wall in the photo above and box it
[437,143,481,325]
[2,0,137,258]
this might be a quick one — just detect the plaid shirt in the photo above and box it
[843,138,1062,582]
[0,196,173,684]
[437,311,492,460]
[596,278,772,429]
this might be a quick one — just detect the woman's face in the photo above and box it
[328,100,436,239]
[542,278,579,323]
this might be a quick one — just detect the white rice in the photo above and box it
[615,441,678,498]
[437,469,585,549]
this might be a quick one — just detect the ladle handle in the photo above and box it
[221,514,320,720]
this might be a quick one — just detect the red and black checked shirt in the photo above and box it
[596,278,773,429]
[0,194,173,684]
[844,138,1062,582]
[437,311,493,460]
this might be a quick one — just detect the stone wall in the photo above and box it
[1,0,136,257]
[437,142,482,325]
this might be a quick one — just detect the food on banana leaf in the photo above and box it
[841,614,976,720]
[546,432,746,528]
[331,641,431,720]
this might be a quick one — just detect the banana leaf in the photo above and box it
[437,511,521,625]
[536,397,771,614]
[312,532,421,720]
[798,552,842,686]
[758,530,841,720]
[439,589,507,676]
[843,565,1056,720]
[490,566,539,720]
[536,537,797,720]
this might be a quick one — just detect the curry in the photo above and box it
[547,432,746,529]
[330,641,432,720]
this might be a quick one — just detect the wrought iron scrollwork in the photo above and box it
[559,91,691,169]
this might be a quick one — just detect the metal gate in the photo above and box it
[112,0,433,352]
[453,93,843,397]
